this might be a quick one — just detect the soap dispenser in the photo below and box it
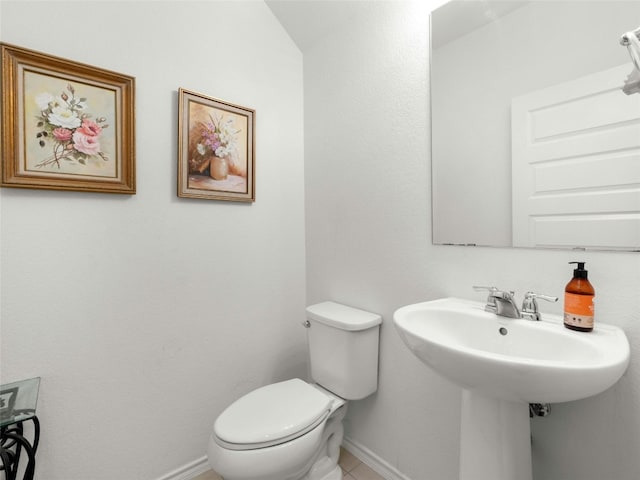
[564,261,595,332]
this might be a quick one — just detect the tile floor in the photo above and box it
[338,447,386,480]
[193,447,386,480]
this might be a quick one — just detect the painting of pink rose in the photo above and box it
[77,119,103,137]
[52,128,73,142]
[31,82,111,170]
[72,130,101,155]
[2,43,135,194]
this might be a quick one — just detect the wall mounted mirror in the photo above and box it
[431,0,640,251]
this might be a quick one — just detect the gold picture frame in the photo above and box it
[1,43,135,194]
[178,88,255,202]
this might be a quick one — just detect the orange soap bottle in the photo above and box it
[564,261,595,332]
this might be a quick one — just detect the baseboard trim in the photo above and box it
[155,438,410,480]
[343,436,413,480]
[153,455,210,480]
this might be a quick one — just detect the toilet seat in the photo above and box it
[214,379,333,451]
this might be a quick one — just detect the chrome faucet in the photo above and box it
[473,287,558,320]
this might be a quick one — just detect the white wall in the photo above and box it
[304,2,640,480]
[0,2,306,479]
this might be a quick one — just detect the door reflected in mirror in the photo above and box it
[431,0,640,251]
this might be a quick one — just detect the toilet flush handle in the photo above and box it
[302,320,311,328]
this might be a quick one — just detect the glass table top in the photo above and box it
[0,377,40,428]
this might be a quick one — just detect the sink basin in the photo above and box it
[394,297,629,403]
[394,297,630,480]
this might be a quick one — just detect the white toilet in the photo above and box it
[207,301,382,480]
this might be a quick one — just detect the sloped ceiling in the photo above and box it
[266,0,530,52]
[265,0,367,51]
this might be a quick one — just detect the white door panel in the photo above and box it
[512,64,640,248]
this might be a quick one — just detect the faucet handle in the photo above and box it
[474,286,515,300]
[472,285,498,294]
[523,291,558,304]
[473,286,500,313]
[522,292,558,321]
[473,285,513,314]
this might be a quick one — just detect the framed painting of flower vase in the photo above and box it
[1,43,135,194]
[178,88,255,202]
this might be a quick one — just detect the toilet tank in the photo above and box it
[306,301,382,400]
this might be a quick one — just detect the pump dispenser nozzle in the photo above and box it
[569,261,588,279]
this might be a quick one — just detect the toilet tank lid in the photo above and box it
[306,301,382,331]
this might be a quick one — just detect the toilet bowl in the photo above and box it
[208,379,346,480]
[207,301,381,480]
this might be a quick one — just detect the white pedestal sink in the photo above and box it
[394,297,630,480]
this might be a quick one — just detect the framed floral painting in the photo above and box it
[178,88,255,202]
[0,43,135,194]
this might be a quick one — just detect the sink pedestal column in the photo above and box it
[459,389,532,480]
